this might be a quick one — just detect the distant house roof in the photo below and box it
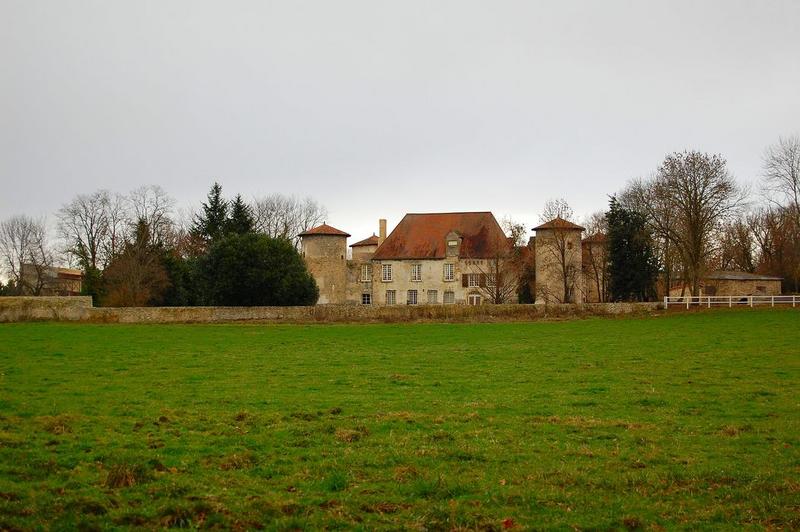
[582,232,607,244]
[372,212,509,260]
[705,270,782,281]
[532,217,585,231]
[350,234,380,248]
[298,223,351,237]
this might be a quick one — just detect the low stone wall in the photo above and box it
[0,296,663,324]
[0,296,94,322]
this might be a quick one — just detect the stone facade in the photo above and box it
[19,263,83,296]
[302,213,524,306]
[669,272,783,298]
[582,234,608,303]
[533,218,585,304]
[299,225,350,305]
[300,213,620,306]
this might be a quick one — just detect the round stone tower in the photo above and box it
[299,223,351,304]
[532,217,586,304]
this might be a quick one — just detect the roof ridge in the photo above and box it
[404,211,493,215]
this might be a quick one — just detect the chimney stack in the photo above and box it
[378,219,387,245]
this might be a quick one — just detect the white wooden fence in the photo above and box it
[664,295,799,309]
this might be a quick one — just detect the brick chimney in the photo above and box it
[378,219,387,245]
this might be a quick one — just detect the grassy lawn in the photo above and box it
[0,310,798,530]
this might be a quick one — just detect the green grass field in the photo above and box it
[1,310,798,530]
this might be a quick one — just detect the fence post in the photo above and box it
[749,296,753,308]
[686,297,690,310]
[729,296,732,308]
[771,296,774,307]
[707,296,711,308]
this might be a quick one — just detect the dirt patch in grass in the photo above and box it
[335,426,369,443]
[220,451,256,471]
[531,415,653,431]
[394,465,419,482]
[37,414,74,435]
[289,411,321,422]
[361,501,410,514]
[65,498,108,516]
[376,411,417,423]
[104,463,151,488]
[720,424,753,437]
[623,516,643,530]
[159,502,212,528]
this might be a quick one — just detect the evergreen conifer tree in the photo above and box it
[192,182,228,243]
[606,196,659,301]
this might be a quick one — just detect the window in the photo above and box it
[487,274,496,288]
[448,240,459,247]
[468,294,482,306]
[427,290,438,304]
[385,290,396,305]
[407,290,418,305]
[411,263,422,281]
[468,273,480,287]
[444,263,455,281]
[382,264,393,282]
[443,291,455,304]
[361,293,372,305]
[361,264,372,282]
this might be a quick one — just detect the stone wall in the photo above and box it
[0,296,664,324]
[0,296,94,322]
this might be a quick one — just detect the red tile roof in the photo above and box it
[582,232,607,243]
[350,234,380,247]
[705,270,782,281]
[298,223,351,237]
[372,212,510,260]
[532,217,585,231]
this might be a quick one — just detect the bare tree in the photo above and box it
[473,218,525,304]
[251,194,327,246]
[0,215,53,295]
[500,216,528,247]
[716,217,755,272]
[535,199,583,303]
[540,198,574,223]
[760,136,800,292]
[102,221,170,306]
[763,135,800,219]
[104,192,129,261]
[657,152,747,296]
[748,205,800,293]
[57,190,129,270]
[581,211,609,302]
[127,185,175,246]
[619,177,682,297]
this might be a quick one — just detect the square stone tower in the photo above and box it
[533,218,585,304]
[299,224,350,304]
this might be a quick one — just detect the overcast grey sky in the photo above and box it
[2,0,799,241]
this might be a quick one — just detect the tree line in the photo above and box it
[1,135,798,304]
[588,136,799,301]
[0,184,324,305]
[471,135,798,304]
